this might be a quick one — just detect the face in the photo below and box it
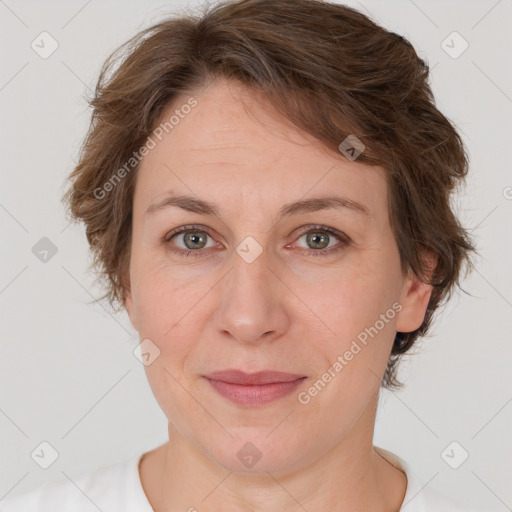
[125,78,432,475]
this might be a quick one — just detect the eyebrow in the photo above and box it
[145,192,372,221]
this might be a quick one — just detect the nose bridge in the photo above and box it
[214,239,288,343]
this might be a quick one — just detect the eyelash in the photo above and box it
[162,224,350,258]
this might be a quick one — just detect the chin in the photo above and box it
[198,429,315,477]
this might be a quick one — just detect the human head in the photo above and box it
[63,0,476,392]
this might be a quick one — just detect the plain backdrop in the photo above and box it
[0,0,511,510]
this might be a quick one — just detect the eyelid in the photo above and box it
[293,224,345,238]
[291,224,350,245]
[164,224,215,242]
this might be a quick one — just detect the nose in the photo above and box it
[212,245,290,345]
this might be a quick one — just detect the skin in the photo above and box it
[124,77,434,512]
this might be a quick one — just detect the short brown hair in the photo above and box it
[63,0,477,389]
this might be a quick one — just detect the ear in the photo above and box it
[123,282,139,332]
[395,251,437,333]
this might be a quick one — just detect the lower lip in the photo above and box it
[205,377,306,406]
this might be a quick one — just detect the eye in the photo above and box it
[163,225,218,257]
[292,225,350,257]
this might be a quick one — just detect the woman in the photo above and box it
[1,0,477,510]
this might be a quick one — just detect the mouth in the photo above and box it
[202,370,307,406]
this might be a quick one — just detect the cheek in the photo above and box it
[131,263,212,378]
[135,272,200,419]
[132,259,205,335]
[302,259,399,341]
[299,294,398,428]
[298,252,401,392]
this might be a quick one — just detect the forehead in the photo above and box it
[135,79,387,217]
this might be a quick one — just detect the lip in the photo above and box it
[203,370,307,406]
[203,370,305,385]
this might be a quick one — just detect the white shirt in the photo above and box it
[0,446,472,511]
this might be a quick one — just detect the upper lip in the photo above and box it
[203,370,306,385]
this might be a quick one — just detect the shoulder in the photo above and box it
[374,446,475,512]
[404,483,474,511]
[0,452,151,512]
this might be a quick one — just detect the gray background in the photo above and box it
[1,0,511,510]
